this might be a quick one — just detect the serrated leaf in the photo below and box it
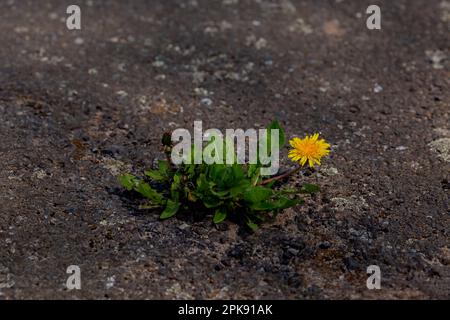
[246,219,259,231]
[243,186,273,204]
[248,165,261,185]
[135,180,165,204]
[202,195,223,209]
[196,173,210,193]
[210,188,230,199]
[230,179,252,198]
[271,197,300,209]
[144,169,166,182]
[159,159,170,171]
[185,163,196,178]
[231,164,245,182]
[267,120,285,149]
[250,197,300,211]
[118,173,136,191]
[160,199,180,219]
[170,173,182,200]
[248,202,274,211]
[208,164,227,184]
[213,209,227,224]
[257,121,285,173]
[145,160,171,182]
[248,163,259,177]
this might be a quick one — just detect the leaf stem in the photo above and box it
[259,166,302,186]
[164,146,174,169]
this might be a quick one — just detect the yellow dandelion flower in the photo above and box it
[288,133,330,168]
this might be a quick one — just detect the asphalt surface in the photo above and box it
[0,0,449,299]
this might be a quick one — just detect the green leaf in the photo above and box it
[267,120,285,150]
[196,173,211,194]
[184,164,196,178]
[202,195,223,209]
[231,164,245,182]
[249,197,300,211]
[248,164,261,185]
[248,164,259,178]
[118,173,136,191]
[208,164,227,184]
[301,183,320,193]
[144,169,166,182]
[246,219,259,231]
[221,168,237,188]
[272,197,300,209]
[248,166,261,186]
[160,199,180,219]
[144,160,171,182]
[210,188,230,199]
[230,180,251,197]
[243,186,273,204]
[213,209,227,224]
[257,121,285,172]
[170,173,182,200]
[158,160,170,173]
[135,180,165,204]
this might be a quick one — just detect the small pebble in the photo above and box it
[74,37,84,45]
[319,241,332,249]
[201,98,213,107]
[374,84,383,93]
[178,223,190,230]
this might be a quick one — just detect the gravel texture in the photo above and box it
[0,0,449,299]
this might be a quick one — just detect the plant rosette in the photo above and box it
[118,121,331,230]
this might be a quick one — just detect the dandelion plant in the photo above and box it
[118,121,330,230]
